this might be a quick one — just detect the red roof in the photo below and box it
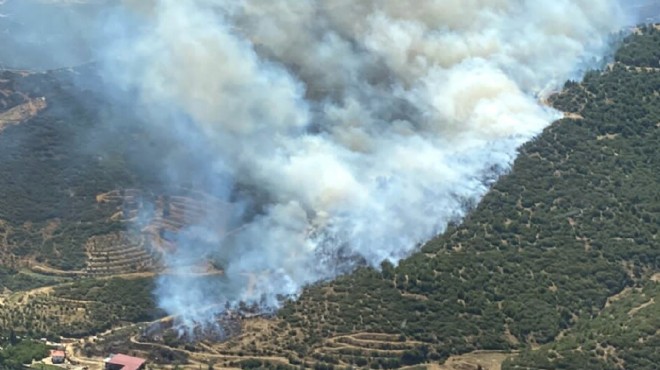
[106,354,146,370]
[50,350,65,358]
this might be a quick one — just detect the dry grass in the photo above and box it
[651,273,660,282]
[597,133,619,141]
[563,112,584,120]
[0,97,47,132]
[434,351,515,370]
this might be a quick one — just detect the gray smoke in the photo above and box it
[94,0,632,329]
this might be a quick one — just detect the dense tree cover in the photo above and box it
[504,282,659,370]
[0,340,48,370]
[615,25,660,67]
[270,29,660,367]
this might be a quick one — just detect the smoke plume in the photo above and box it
[96,0,631,328]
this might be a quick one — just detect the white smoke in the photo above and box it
[101,0,630,328]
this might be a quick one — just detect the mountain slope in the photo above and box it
[217,26,659,369]
[504,281,659,370]
[0,23,657,370]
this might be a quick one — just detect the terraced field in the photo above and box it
[85,232,160,276]
[96,189,236,255]
[310,333,428,368]
[13,188,237,279]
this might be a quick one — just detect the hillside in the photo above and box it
[0,66,218,276]
[215,25,660,369]
[0,66,145,271]
[0,23,658,370]
[505,280,659,370]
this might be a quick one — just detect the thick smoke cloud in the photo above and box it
[96,0,632,328]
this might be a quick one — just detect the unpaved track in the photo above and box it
[129,334,292,366]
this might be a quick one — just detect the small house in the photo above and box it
[51,350,66,364]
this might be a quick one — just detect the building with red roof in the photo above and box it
[50,349,66,364]
[104,354,147,370]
